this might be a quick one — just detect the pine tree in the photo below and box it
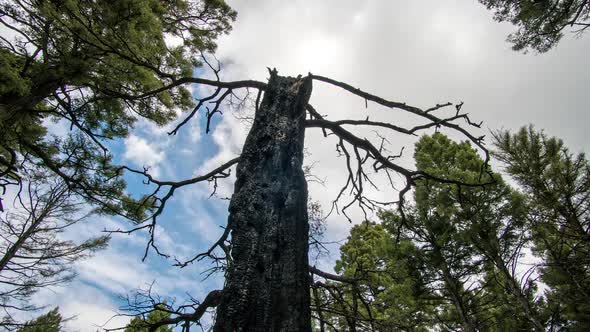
[16,307,62,332]
[479,0,590,53]
[327,220,436,331]
[328,133,546,331]
[124,306,173,332]
[494,126,590,329]
[414,133,543,330]
[0,0,236,218]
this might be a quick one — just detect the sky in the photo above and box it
[11,0,590,331]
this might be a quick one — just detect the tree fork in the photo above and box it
[213,70,312,331]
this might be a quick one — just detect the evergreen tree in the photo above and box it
[124,306,173,332]
[328,133,545,331]
[16,307,62,332]
[414,133,543,330]
[479,0,590,53]
[329,221,436,331]
[0,0,236,218]
[494,126,590,330]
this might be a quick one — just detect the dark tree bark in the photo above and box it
[213,70,312,332]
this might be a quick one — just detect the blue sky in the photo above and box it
[13,0,590,331]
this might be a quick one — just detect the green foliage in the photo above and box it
[124,306,173,332]
[0,0,236,221]
[409,134,492,331]
[327,130,590,330]
[16,307,63,332]
[0,49,31,97]
[333,221,435,331]
[479,0,590,53]
[494,126,590,330]
[326,133,546,331]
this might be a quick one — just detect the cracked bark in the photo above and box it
[213,71,312,331]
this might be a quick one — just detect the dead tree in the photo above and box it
[211,71,312,331]
[113,65,489,331]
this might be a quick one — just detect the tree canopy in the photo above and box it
[124,306,173,332]
[16,307,63,332]
[317,133,535,331]
[0,0,236,218]
[321,129,589,330]
[494,126,590,329]
[479,0,590,52]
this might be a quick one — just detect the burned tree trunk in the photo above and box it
[213,70,312,331]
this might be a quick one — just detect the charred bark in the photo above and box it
[213,70,312,331]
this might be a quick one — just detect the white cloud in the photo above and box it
[64,216,201,294]
[188,118,203,143]
[76,251,153,294]
[123,134,165,176]
[182,196,227,243]
[208,0,590,277]
[150,223,195,259]
[42,118,70,139]
[29,282,131,332]
[193,114,247,197]
[65,301,130,332]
